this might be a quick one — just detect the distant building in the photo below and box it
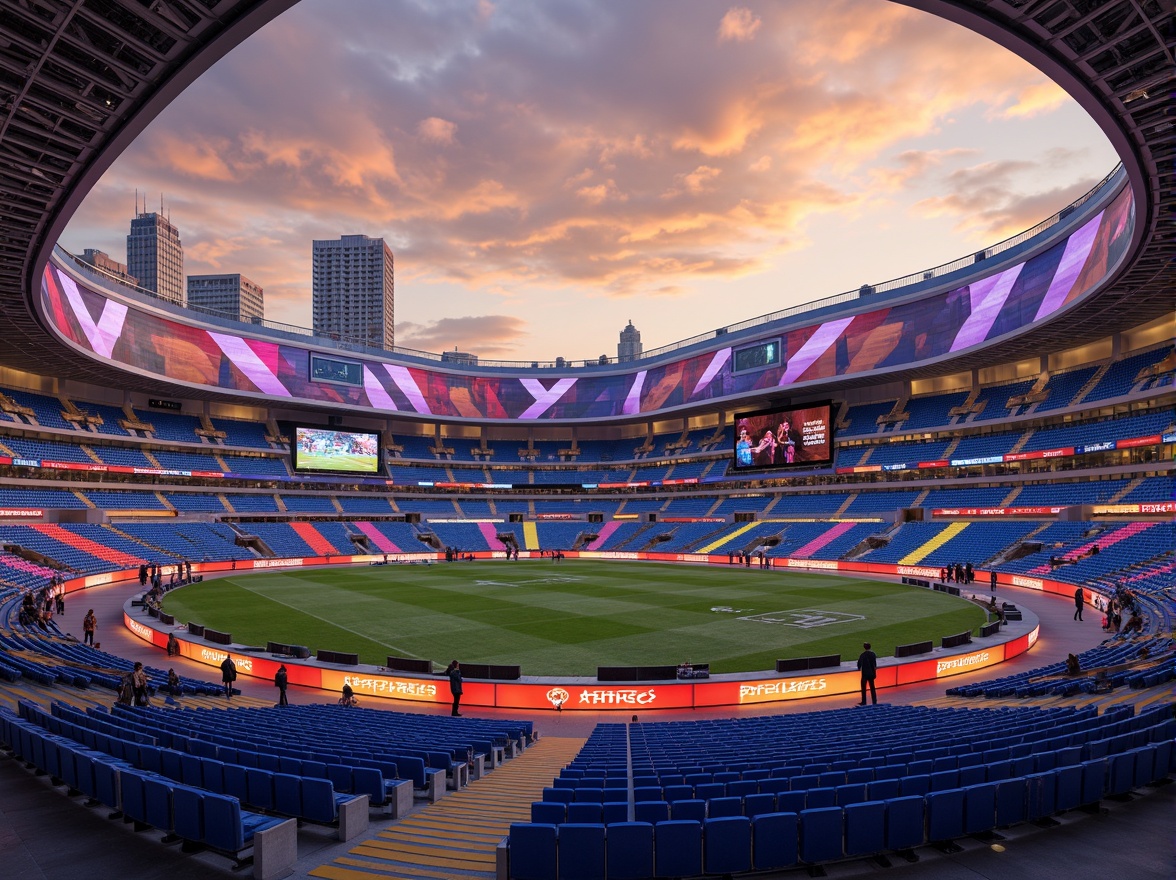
[618,319,643,362]
[441,348,478,366]
[79,249,138,287]
[126,211,184,305]
[187,273,264,323]
[312,234,394,349]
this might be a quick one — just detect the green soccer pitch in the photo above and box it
[293,452,378,473]
[162,560,986,676]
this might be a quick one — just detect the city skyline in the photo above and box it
[60,0,1118,361]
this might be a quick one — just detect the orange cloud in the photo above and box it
[718,7,762,43]
[418,117,458,144]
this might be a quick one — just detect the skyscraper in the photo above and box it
[312,235,395,349]
[187,273,264,323]
[618,319,643,362]
[126,211,184,305]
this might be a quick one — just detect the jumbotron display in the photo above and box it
[733,402,834,470]
[292,426,382,475]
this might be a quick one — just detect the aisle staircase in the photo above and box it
[310,736,587,880]
[291,522,338,556]
[898,522,968,565]
[32,524,143,567]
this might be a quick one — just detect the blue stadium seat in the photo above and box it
[509,824,557,880]
[885,796,926,850]
[532,802,565,824]
[653,820,702,878]
[751,812,798,871]
[634,802,669,824]
[799,806,843,863]
[557,823,605,880]
[703,816,752,875]
[605,823,653,880]
[844,801,886,857]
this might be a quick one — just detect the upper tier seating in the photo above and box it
[1084,346,1172,402]
[1035,366,1100,413]
[970,380,1036,422]
[210,417,273,448]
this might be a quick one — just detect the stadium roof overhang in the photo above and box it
[1,0,1172,418]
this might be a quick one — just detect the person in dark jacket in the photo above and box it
[220,654,237,698]
[275,664,289,707]
[446,660,463,716]
[857,642,878,706]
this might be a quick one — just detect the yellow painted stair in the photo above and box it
[522,521,540,550]
[899,522,968,565]
[698,522,757,554]
[311,736,587,880]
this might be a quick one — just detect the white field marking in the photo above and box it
[737,609,866,629]
[233,580,425,659]
[474,576,585,587]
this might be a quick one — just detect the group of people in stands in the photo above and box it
[941,562,974,584]
[1103,585,1143,634]
[17,577,65,631]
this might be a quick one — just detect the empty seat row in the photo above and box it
[510,741,1174,879]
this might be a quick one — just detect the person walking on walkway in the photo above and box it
[275,664,289,707]
[1074,587,1084,621]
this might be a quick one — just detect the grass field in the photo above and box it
[162,560,986,675]
[294,452,378,472]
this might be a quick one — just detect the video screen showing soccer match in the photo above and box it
[292,426,382,474]
[733,401,834,471]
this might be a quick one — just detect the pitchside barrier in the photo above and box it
[99,550,1069,712]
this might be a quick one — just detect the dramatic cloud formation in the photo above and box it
[62,0,1117,359]
[397,315,528,357]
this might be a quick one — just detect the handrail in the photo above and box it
[58,163,1123,370]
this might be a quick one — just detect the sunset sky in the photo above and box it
[61,0,1118,362]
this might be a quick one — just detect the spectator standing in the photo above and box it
[275,664,289,707]
[857,642,878,706]
[82,609,96,646]
[446,660,463,716]
[220,654,237,698]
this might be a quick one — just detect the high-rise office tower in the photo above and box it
[618,319,643,362]
[312,235,395,349]
[187,273,264,323]
[126,211,184,305]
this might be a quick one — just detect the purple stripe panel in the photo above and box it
[363,366,397,410]
[949,264,1024,353]
[624,371,647,415]
[779,317,855,386]
[1034,211,1103,322]
[209,333,292,397]
[691,348,732,397]
[519,377,578,419]
[383,364,431,414]
[60,272,127,359]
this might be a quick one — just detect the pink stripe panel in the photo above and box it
[791,521,856,559]
[478,522,504,549]
[586,521,621,550]
[357,521,399,553]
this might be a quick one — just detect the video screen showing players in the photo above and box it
[733,402,834,471]
[293,426,382,474]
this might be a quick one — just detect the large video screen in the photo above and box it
[733,402,834,471]
[292,426,382,475]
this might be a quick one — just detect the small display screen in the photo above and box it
[733,401,834,471]
[292,426,382,474]
[310,353,364,387]
[733,339,782,373]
